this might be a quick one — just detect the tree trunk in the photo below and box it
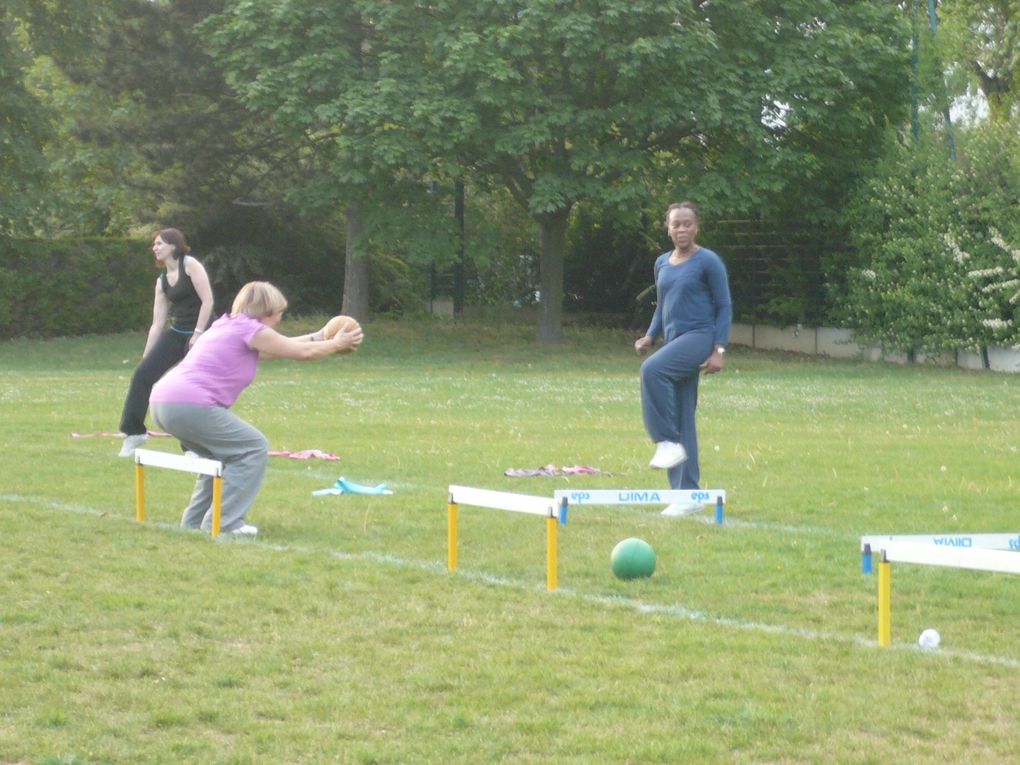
[536,209,570,343]
[342,201,370,321]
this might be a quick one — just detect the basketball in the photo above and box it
[611,537,656,580]
[323,315,361,340]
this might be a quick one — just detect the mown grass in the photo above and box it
[2,318,1020,764]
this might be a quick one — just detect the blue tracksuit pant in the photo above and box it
[640,327,714,490]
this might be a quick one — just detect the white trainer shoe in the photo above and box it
[118,433,149,458]
[661,500,703,517]
[649,441,687,469]
[230,524,259,536]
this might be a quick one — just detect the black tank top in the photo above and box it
[160,255,203,331]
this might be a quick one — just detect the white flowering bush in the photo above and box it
[957,230,1020,347]
[837,123,1020,353]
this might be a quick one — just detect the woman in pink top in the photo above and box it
[150,281,363,536]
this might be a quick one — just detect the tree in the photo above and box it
[21,0,314,236]
[424,0,911,339]
[0,9,51,236]
[837,106,1020,354]
[202,0,910,337]
[202,0,465,321]
[940,0,1018,123]
[839,131,977,352]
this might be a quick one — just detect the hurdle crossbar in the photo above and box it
[447,485,566,591]
[450,485,559,517]
[869,540,1020,576]
[554,488,726,524]
[861,533,1020,554]
[553,488,725,506]
[861,534,1020,647]
[135,449,225,537]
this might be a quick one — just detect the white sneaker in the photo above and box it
[661,499,703,517]
[118,433,149,458]
[230,524,258,536]
[649,441,687,469]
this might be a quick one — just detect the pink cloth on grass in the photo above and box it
[504,465,604,478]
[268,449,340,461]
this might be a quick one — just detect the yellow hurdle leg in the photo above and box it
[546,514,558,591]
[211,476,223,538]
[448,502,458,571]
[877,558,892,647]
[135,464,145,523]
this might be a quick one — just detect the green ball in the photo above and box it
[611,537,656,580]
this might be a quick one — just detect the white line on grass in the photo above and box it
[689,513,852,538]
[5,493,1018,669]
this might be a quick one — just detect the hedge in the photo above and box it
[0,238,153,339]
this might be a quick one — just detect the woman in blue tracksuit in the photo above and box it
[634,202,732,516]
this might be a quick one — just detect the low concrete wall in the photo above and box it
[987,347,1020,374]
[733,322,1020,374]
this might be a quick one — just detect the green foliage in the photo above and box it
[456,187,540,307]
[838,134,972,351]
[25,56,149,236]
[0,238,152,338]
[21,0,316,239]
[563,205,649,323]
[0,12,52,237]
[195,206,346,315]
[202,0,912,339]
[700,218,836,327]
[836,117,1020,352]
[939,0,1019,124]
[669,0,911,226]
[0,224,360,342]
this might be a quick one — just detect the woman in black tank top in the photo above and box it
[118,228,215,457]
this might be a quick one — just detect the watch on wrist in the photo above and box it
[715,345,726,355]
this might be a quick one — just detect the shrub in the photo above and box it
[0,238,152,339]
[836,120,1020,352]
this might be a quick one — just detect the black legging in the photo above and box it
[119,330,192,436]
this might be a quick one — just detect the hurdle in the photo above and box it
[553,488,726,524]
[135,448,225,537]
[860,533,1020,647]
[448,485,568,591]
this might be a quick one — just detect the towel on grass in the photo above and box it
[313,477,393,496]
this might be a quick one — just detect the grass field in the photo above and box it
[2,318,1020,764]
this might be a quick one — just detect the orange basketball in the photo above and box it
[323,315,361,340]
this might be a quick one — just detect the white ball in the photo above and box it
[918,628,941,650]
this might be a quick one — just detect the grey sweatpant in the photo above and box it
[150,402,268,532]
[639,327,714,490]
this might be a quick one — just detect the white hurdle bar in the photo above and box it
[860,533,1020,647]
[554,489,726,524]
[135,448,225,537]
[447,485,567,591]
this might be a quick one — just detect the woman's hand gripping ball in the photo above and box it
[321,315,363,355]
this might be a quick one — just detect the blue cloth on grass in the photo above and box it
[313,477,393,496]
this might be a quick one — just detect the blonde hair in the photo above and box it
[231,281,288,318]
